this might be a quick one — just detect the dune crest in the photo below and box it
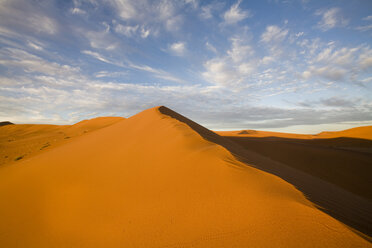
[0,106,370,247]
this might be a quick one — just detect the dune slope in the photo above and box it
[0,107,370,247]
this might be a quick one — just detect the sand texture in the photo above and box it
[0,107,370,247]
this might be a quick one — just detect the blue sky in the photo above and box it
[0,0,371,133]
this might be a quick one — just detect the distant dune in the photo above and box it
[0,117,124,166]
[218,125,372,140]
[0,107,370,247]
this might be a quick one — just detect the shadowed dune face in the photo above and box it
[0,117,124,166]
[216,130,372,238]
[0,106,370,247]
[222,136,372,199]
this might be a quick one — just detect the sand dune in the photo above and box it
[0,117,124,166]
[217,125,372,140]
[0,106,370,247]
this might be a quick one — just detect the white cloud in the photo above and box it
[206,42,217,53]
[82,50,112,64]
[169,42,186,56]
[359,48,372,70]
[113,21,152,38]
[303,66,347,81]
[0,47,80,77]
[114,23,139,37]
[71,7,86,15]
[302,44,372,82]
[260,56,275,65]
[202,37,258,88]
[295,32,304,37]
[109,0,184,33]
[223,0,252,25]
[203,59,238,87]
[165,15,183,32]
[0,0,58,35]
[27,41,43,51]
[363,15,372,21]
[227,38,254,63]
[315,7,348,31]
[140,27,151,38]
[82,24,118,50]
[111,0,138,20]
[94,71,128,78]
[261,25,289,43]
[81,49,185,84]
[200,5,213,19]
[355,24,372,32]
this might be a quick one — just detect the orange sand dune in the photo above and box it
[0,106,370,247]
[316,125,372,140]
[217,125,372,140]
[0,117,124,166]
[217,129,312,139]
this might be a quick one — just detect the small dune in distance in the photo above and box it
[0,106,371,247]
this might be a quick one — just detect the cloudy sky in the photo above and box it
[0,0,371,133]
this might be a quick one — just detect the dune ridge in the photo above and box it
[0,106,370,247]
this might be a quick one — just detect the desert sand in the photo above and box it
[0,106,371,247]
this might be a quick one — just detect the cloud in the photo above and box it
[81,49,185,83]
[223,0,252,25]
[359,49,372,70]
[27,41,44,51]
[169,42,187,56]
[108,0,184,33]
[205,42,217,53]
[363,15,372,21]
[70,7,86,15]
[114,23,139,37]
[228,38,254,63]
[82,24,118,50]
[261,25,289,43]
[315,7,348,31]
[202,37,258,88]
[303,66,346,81]
[127,62,186,83]
[301,44,372,83]
[0,0,58,35]
[320,97,356,108]
[355,24,372,32]
[94,71,128,78]
[200,4,213,19]
[199,2,224,19]
[82,50,112,64]
[203,59,238,87]
[0,47,80,77]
